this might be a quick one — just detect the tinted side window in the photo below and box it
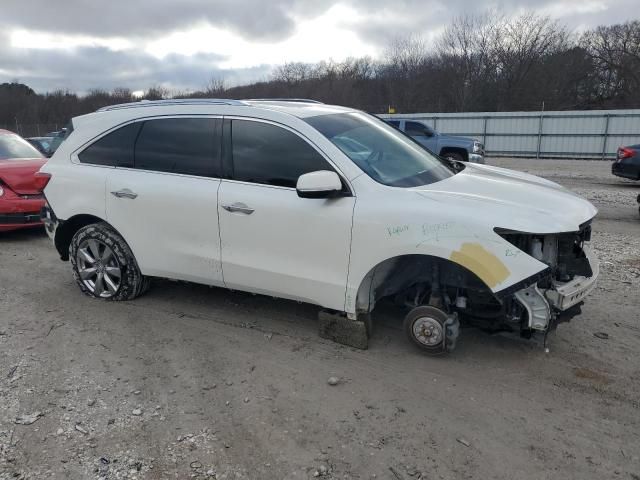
[135,118,221,177]
[231,120,332,188]
[388,120,400,128]
[405,121,429,136]
[79,123,141,167]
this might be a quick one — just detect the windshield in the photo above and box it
[0,133,43,160]
[305,112,454,187]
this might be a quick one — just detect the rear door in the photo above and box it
[101,117,224,285]
[217,118,354,310]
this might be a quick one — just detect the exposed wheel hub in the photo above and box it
[412,317,444,347]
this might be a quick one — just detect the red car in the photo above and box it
[0,130,50,232]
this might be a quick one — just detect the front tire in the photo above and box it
[70,222,149,301]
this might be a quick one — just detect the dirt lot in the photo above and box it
[1,158,639,480]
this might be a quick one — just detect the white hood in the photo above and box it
[412,163,597,234]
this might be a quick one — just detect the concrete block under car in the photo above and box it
[318,310,368,349]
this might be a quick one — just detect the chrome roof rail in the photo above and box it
[97,98,248,112]
[243,98,324,104]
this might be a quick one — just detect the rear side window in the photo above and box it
[79,118,221,177]
[135,118,221,177]
[78,123,141,167]
[231,120,332,188]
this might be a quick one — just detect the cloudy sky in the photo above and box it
[0,0,634,94]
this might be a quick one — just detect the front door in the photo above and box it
[218,118,354,311]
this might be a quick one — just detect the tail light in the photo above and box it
[33,172,51,192]
[617,147,634,160]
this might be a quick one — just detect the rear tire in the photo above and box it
[70,222,149,301]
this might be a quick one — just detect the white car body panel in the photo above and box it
[343,164,597,313]
[218,180,354,309]
[40,100,599,328]
[106,167,224,285]
[40,157,108,223]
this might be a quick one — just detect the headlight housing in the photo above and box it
[473,142,484,154]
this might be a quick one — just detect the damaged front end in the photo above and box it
[352,222,599,353]
[495,222,599,336]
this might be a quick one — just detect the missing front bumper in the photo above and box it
[514,245,599,331]
[544,245,599,311]
[515,284,551,331]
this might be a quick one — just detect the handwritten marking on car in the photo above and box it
[422,221,455,236]
[386,225,409,237]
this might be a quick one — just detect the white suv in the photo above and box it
[40,99,599,353]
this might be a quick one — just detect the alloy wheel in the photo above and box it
[76,239,122,298]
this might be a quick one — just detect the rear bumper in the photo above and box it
[0,212,43,231]
[40,202,59,240]
[0,196,45,231]
[0,212,42,225]
[612,161,640,180]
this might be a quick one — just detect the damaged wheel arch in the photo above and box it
[52,214,117,261]
[353,254,497,315]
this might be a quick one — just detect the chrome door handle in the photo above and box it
[221,202,254,214]
[111,189,138,199]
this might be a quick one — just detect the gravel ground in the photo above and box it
[1,158,639,480]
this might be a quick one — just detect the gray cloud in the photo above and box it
[342,0,640,49]
[0,0,635,93]
[0,32,272,93]
[1,0,634,45]
[0,0,337,42]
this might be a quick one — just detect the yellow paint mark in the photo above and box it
[450,243,510,289]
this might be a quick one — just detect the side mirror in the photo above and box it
[296,170,343,199]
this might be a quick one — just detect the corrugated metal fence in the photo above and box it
[380,109,640,159]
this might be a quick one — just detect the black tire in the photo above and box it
[443,151,465,162]
[403,305,448,355]
[69,222,149,301]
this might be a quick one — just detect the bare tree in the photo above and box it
[204,76,227,96]
[581,20,640,106]
[143,85,168,100]
[272,62,315,84]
